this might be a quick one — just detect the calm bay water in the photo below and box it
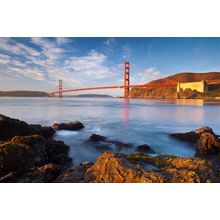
[1,97,220,164]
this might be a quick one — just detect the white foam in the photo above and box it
[56,130,79,137]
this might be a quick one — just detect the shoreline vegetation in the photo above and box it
[0,114,220,183]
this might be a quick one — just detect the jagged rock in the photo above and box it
[89,134,107,142]
[18,163,63,183]
[55,162,94,183]
[126,153,219,183]
[0,114,55,141]
[195,126,214,135]
[170,131,199,144]
[135,144,155,153]
[45,139,72,165]
[0,134,72,179]
[84,152,165,183]
[52,121,84,131]
[0,172,17,183]
[196,132,220,157]
[0,135,48,176]
[170,126,219,145]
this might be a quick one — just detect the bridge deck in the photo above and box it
[50,83,177,95]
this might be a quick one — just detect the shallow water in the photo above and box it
[0,97,220,164]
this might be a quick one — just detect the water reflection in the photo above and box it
[122,98,130,123]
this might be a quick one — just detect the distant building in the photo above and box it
[177,80,208,93]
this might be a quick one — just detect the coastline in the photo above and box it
[1,114,220,183]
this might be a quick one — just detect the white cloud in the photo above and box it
[104,38,116,46]
[0,38,120,90]
[131,68,162,84]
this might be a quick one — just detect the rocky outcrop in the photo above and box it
[88,133,132,151]
[52,121,84,131]
[84,152,165,183]
[0,134,72,181]
[135,144,155,153]
[0,114,55,141]
[170,126,216,144]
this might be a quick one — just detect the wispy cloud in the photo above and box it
[0,38,119,89]
[131,67,162,84]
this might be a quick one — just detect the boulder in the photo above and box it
[18,163,63,183]
[196,132,220,157]
[135,144,155,153]
[84,152,165,183]
[89,134,107,142]
[195,126,214,135]
[0,134,72,178]
[170,131,199,144]
[0,135,48,176]
[52,121,84,131]
[0,114,55,141]
[55,162,93,183]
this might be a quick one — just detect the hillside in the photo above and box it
[148,72,220,84]
[130,72,220,99]
[0,91,48,97]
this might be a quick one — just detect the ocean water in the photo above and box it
[0,97,220,164]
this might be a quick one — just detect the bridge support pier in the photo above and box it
[58,80,62,97]
[124,61,130,98]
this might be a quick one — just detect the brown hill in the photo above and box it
[148,72,220,84]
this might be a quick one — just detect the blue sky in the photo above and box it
[1,37,220,95]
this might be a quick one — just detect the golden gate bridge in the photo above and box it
[49,61,178,98]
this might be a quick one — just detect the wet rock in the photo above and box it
[18,163,63,183]
[0,135,48,176]
[135,144,155,154]
[0,134,72,179]
[0,114,55,141]
[52,121,84,131]
[195,126,214,135]
[196,132,220,157]
[84,152,165,183]
[55,162,94,183]
[170,126,218,145]
[170,131,199,144]
[45,139,72,165]
[87,134,132,152]
[0,172,17,183]
[89,134,107,142]
[126,153,219,183]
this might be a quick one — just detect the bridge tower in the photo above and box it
[124,61,130,98]
[58,80,62,97]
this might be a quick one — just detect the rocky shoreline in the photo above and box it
[1,114,220,183]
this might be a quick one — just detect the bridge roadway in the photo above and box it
[50,82,177,96]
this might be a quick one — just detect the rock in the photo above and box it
[135,144,155,153]
[55,162,94,183]
[84,152,165,183]
[170,131,199,144]
[89,134,107,142]
[52,121,84,131]
[0,135,48,176]
[0,134,72,178]
[126,153,219,183]
[0,172,17,183]
[87,134,132,152]
[18,163,63,183]
[195,126,214,135]
[0,114,55,141]
[45,139,72,165]
[196,132,220,157]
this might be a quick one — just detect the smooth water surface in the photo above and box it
[1,97,220,164]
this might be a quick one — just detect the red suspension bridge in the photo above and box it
[49,61,177,98]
